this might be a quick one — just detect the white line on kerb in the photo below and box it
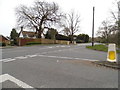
[0,74,35,89]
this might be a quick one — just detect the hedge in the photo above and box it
[0,42,6,46]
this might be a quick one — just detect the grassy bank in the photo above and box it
[86,44,120,53]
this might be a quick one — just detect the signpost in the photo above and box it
[73,37,76,45]
[107,44,117,62]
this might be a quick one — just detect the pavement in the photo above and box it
[0,43,118,89]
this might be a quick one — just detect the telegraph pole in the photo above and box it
[92,7,95,46]
[118,1,120,50]
[118,1,120,25]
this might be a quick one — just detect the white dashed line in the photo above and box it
[57,60,59,62]
[37,54,99,61]
[27,55,38,58]
[3,59,16,63]
[2,58,12,61]
[1,58,16,63]
[48,47,53,48]
[15,56,27,59]
[56,46,60,47]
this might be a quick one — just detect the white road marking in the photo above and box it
[40,48,71,54]
[3,59,16,63]
[37,54,99,61]
[1,58,16,63]
[61,46,65,47]
[2,46,99,63]
[56,46,60,47]
[0,74,35,89]
[57,60,59,62]
[15,56,27,59]
[1,58,12,61]
[27,55,37,58]
[48,47,53,48]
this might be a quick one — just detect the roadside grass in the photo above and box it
[86,44,120,53]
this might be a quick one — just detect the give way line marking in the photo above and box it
[0,74,36,89]
[0,53,99,63]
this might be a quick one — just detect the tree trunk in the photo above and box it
[38,30,42,38]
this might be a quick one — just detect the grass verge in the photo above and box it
[86,44,120,53]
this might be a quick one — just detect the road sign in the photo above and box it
[107,44,117,62]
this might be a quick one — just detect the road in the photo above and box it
[0,43,118,89]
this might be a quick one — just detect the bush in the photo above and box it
[10,41,14,46]
[76,40,84,43]
[0,42,6,46]
[26,42,41,45]
[56,34,70,41]
[10,39,18,46]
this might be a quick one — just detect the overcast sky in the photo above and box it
[0,0,118,37]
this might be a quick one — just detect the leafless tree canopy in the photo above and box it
[97,20,115,43]
[62,11,80,41]
[16,0,63,38]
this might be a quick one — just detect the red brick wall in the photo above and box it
[17,38,70,46]
[0,36,10,45]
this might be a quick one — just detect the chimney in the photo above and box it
[21,26,23,32]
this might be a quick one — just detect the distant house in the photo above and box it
[19,30,37,39]
[0,35,10,45]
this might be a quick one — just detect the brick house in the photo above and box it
[0,35,10,45]
[19,30,37,39]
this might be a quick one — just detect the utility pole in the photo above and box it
[118,1,120,48]
[118,1,120,27]
[118,1,120,20]
[92,7,95,46]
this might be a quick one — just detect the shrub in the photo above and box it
[0,42,6,46]
[56,34,70,41]
[76,40,84,43]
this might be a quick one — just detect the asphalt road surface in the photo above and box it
[0,43,118,89]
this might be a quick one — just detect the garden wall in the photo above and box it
[17,38,70,46]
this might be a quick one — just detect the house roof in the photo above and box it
[0,35,9,40]
[20,31,37,38]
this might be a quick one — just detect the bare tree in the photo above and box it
[16,0,63,38]
[97,20,113,44]
[61,27,70,36]
[62,11,80,42]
